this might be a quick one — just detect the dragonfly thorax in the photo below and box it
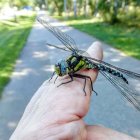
[55,60,68,76]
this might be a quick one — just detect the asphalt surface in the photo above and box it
[0,14,140,139]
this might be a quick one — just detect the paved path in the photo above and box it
[0,14,140,139]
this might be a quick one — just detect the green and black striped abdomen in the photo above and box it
[97,64,128,84]
[84,59,128,84]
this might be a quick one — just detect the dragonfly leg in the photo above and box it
[93,90,98,96]
[57,74,73,87]
[72,74,93,96]
[54,76,58,84]
[49,72,55,82]
[56,73,97,96]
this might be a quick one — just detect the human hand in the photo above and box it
[10,41,137,140]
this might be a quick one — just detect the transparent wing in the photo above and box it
[84,55,140,80]
[100,71,140,111]
[77,49,90,57]
[46,43,71,52]
[83,56,140,111]
[37,15,78,52]
[46,42,90,57]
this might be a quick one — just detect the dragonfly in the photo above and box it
[37,16,140,111]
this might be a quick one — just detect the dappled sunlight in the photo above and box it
[125,51,140,59]
[16,60,23,65]
[47,43,69,51]
[0,20,19,26]
[64,17,102,26]
[4,90,14,96]
[47,45,56,50]
[12,68,35,78]
[42,65,54,72]
[110,58,121,62]
[33,51,48,59]
[0,72,10,78]
[103,47,140,72]
[104,50,124,62]
[133,129,140,138]
[34,21,42,28]
[60,25,73,33]
[7,121,17,129]
[104,47,127,59]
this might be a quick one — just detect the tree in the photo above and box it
[97,0,121,24]
[73,0,77,18]
[84,0,89,17]
[64,0,67,18]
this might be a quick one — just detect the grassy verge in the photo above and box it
[0,15,36,96]
[56,16,140,60]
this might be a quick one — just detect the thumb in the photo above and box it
[87,41,103,62]
[82,41,103,82]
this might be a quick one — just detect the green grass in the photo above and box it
[0,15,36,96]
[56,16,140,60]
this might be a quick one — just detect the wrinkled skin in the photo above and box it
[10,42,137,140]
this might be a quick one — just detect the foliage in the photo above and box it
[0,0,35,8]
[58,16,140,60]
[97,0,140,24]
[53,0,64,16]
[0,15,35,96]
[49,0,140,25]
[1,0,140,25]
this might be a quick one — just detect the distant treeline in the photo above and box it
[0,0,140,25]
[47,0,140,25]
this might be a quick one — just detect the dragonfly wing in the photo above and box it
[77,49,90,57]
[46,43,71,52]
[100,71,140,111]
[83,55,140,80]
[81,55,140,111]
[37,16,78,52]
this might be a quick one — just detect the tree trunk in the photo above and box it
[44,0,48,10]
[64,0,68,19]
[94,0,99,16]
[84,0,89,17]
[73,0,77,18]
[54,1,62,16]
[111,0,119,24]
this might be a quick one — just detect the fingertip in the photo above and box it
[87,41,103,60]
[83,41,103,83]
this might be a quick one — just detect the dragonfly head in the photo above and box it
[55,60,68,76]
